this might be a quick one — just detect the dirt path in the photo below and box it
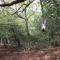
[0,47,60,60]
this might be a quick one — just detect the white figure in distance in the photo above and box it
[41,20,47,32]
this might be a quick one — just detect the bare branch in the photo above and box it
[17,13,25,19]
[12,3,26,14]
[12,0,35,14]
[22,0,35,12]
[0,0,26,7]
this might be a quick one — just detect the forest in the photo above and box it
[0,0,60,49]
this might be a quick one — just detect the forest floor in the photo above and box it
[0,47,60,60]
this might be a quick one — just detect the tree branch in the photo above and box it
[22,0,35,12]
[12,0,35,14]
[0,0,26,7]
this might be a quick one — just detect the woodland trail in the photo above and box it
[0,47,60,60]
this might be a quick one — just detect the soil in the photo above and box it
[0,47,60,60]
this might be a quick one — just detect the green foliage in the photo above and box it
[0,0,60,49]
[36,0,60,47]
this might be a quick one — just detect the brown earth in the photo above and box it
[0,47,60,60]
